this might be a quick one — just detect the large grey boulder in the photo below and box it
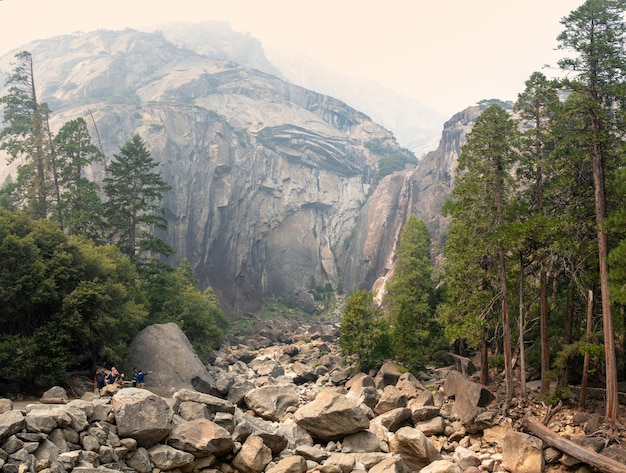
[231,435,273,473]
[501,430,544,473]
[232,410,288,454]
[388,426,442,471]
[172,388,235,415]
[293,389,370,440]
[244,385,299,421]
[147,444,195,471]
[0,410,25,442]
[442,370,495,424]
[168,418,234,456]
[129,322,217,397]
[111,388,173,447]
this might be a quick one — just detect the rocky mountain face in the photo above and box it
[0,27,481,315]
[343,106,482,301]
[266,50,445,158]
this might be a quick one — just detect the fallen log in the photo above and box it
[522,415,626,473]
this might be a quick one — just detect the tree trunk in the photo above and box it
[579,289,594,409]
[480,338,489,385]
[522,415,626,473]
[591,123,618,430]
[499,243,513,405]
[518,253,526,399]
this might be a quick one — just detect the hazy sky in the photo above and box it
[1,0,583,116]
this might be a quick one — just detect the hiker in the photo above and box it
[136,369,152,389]
[94,368,106,391]
[131,367,138,387]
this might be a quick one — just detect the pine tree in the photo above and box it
[0,51,54,219]
[53,117,104,240]
[440,104,518,401]
[339,290,390,372]
[103,134,172,261]
[385,215,444,372]
[514,72,562,395]
[557,0,626,431]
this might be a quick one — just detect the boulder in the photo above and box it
[168,418,234,456]
[172,388,235,414]
[266,455,307,473]
[129,322,217,397]
[501,430,544,473]
[368,455,409,473]
[342,430,383,453]
[442,370,494,424]
[323,452,356,473]
[294,389,370,440]
[244,385,299,421]
[414,416,445,436]
[276,418,314,449]
[419,459,463,473]
[388,426,442,471]
[395,373,426,399]
[451,446,480,470]
[147,444,195,470]
[40,386,68,404]
[0,399,12,414]
[232,410,288,454]
[228,380,256,406]
[0,410,25,442]
[374,386,407,415]
[232,435,273,473]
[371,407,411,432]
[346,373,380,409]
[374,362,404,389]
[111,388,173,447]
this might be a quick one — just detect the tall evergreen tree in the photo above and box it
[339,290,390,372]
[385,215,445,372]
[557,0,626,431]
[514,72,562,394]
[440,105,518,401]
[53,117,104,240]
[103,134,172,262]
[0,51,54,219]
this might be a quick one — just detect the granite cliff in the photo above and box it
[0,27,481,315]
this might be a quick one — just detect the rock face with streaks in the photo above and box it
[0,27,480,314]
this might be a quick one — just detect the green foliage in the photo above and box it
[144,258,228,360]
[537,386,574,406]
[385,216,448,371]
[439,105,518,356]
[365,142,418,181]
[0,51,54,219]
[53,117,105,241]
[339,290,391,372]
[0,209,148,382]
[103,134,173,261]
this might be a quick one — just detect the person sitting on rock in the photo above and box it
[106,371,116,385]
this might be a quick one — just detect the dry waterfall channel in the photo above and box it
[0,320,625,473]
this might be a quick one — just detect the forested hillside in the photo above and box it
[339,0,626,435]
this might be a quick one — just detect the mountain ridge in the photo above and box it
[0,26,480,315]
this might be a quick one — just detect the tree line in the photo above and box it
[0,51,228,387]
[339,0,626,434]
